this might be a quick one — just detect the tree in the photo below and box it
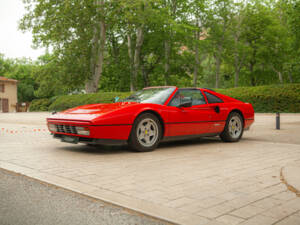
[20,0,108,93]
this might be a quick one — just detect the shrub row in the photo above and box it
[216,84,300,113]
[29,84,300,113]
[48,92,130,111]
[29,98,53,112]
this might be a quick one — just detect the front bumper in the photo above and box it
[53,134,127,146]
[47,119,132,140]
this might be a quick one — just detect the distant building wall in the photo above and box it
[0,79,18,113]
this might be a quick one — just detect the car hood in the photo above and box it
[48,102,139,122]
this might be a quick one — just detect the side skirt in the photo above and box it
[162,133,220,142]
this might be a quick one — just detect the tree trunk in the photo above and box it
[234,67,240,88]
[132,26,144,91]
[127,34,134,92]
[234,54,243,88]
[85,0,106,93]
[249,62,256,86]
[164,40,170,86]
[271,65,283,83]
[193,28,200,87]
[141,64,149,87]
[214,54,221,89]
[288,71,293,83]
[278,71,283,83]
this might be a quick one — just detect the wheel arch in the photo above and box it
[229,109,245,127]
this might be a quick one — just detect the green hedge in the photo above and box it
[48,92,131,111]
[29,98,53,112]
[216,84,300,113]
[30,84,300,113]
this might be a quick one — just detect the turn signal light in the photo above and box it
[76,127,90,136]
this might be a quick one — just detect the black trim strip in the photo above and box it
[245,118,254,121]
[166,120,226,125]
[162,133,220,142]
[54,134,127,145]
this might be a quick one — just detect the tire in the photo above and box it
[128,113,162,152]
[220,112,244,142]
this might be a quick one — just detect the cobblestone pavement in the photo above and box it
[1,113,300,225]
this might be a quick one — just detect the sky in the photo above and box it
[0,0,45,60]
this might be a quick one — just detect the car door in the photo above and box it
[165,89,216,137]
[203,91,228,133]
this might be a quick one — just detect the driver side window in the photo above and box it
[169,89,206,107]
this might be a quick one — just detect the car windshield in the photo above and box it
[123,87,175,105]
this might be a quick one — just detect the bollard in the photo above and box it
[276,112,280,130]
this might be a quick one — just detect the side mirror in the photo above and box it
[178,100,192,108]
[114,96,120,103]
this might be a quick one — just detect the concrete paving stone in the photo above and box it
[261,205,299,220]
[238,214,278,225]
[229,205,266,219]
[176,214,211,225]
[216,214,245,225]
[279,198,300,211]
[275,214,300,225]
[250,197,284,209]
[203,220,228,225]
[189,197,227,209]
[282,162,300,195]
[271,191,298,201]
[164,197,197,208]
[259,183,287,195]
[196,202,236,219]
[294,211,300,218]
[177,202,206,214]
[216,191,246,201]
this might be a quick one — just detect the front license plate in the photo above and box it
[62,136,79,144]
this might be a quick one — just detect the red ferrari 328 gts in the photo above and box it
[47,87,254,152]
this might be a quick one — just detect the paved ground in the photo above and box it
[0,113,300,225]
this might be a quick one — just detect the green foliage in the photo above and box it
[29,98,52,112]
[48,92,131,111]
[0,55,37,102]
[2,0,298,97]
[217,84,300,113]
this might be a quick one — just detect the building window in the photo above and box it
[0,83,4,93]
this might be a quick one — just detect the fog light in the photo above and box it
[48,123,57,132]
[76,127,90,136]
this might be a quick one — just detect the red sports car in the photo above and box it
[47,87,254,152]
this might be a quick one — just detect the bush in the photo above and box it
[48,92,131,111]
[216,84,300,113]
[29,98,52,112]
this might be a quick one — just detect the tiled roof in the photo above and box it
[0,76,18,83]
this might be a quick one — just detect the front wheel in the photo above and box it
[128,113,162,152]
[220,112,244,142]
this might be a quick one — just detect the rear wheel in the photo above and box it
[220,112,244,142]
[128,113,162,152]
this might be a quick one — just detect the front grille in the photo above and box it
[55,124,78,134]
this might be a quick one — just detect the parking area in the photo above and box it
[1,113,300,225]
